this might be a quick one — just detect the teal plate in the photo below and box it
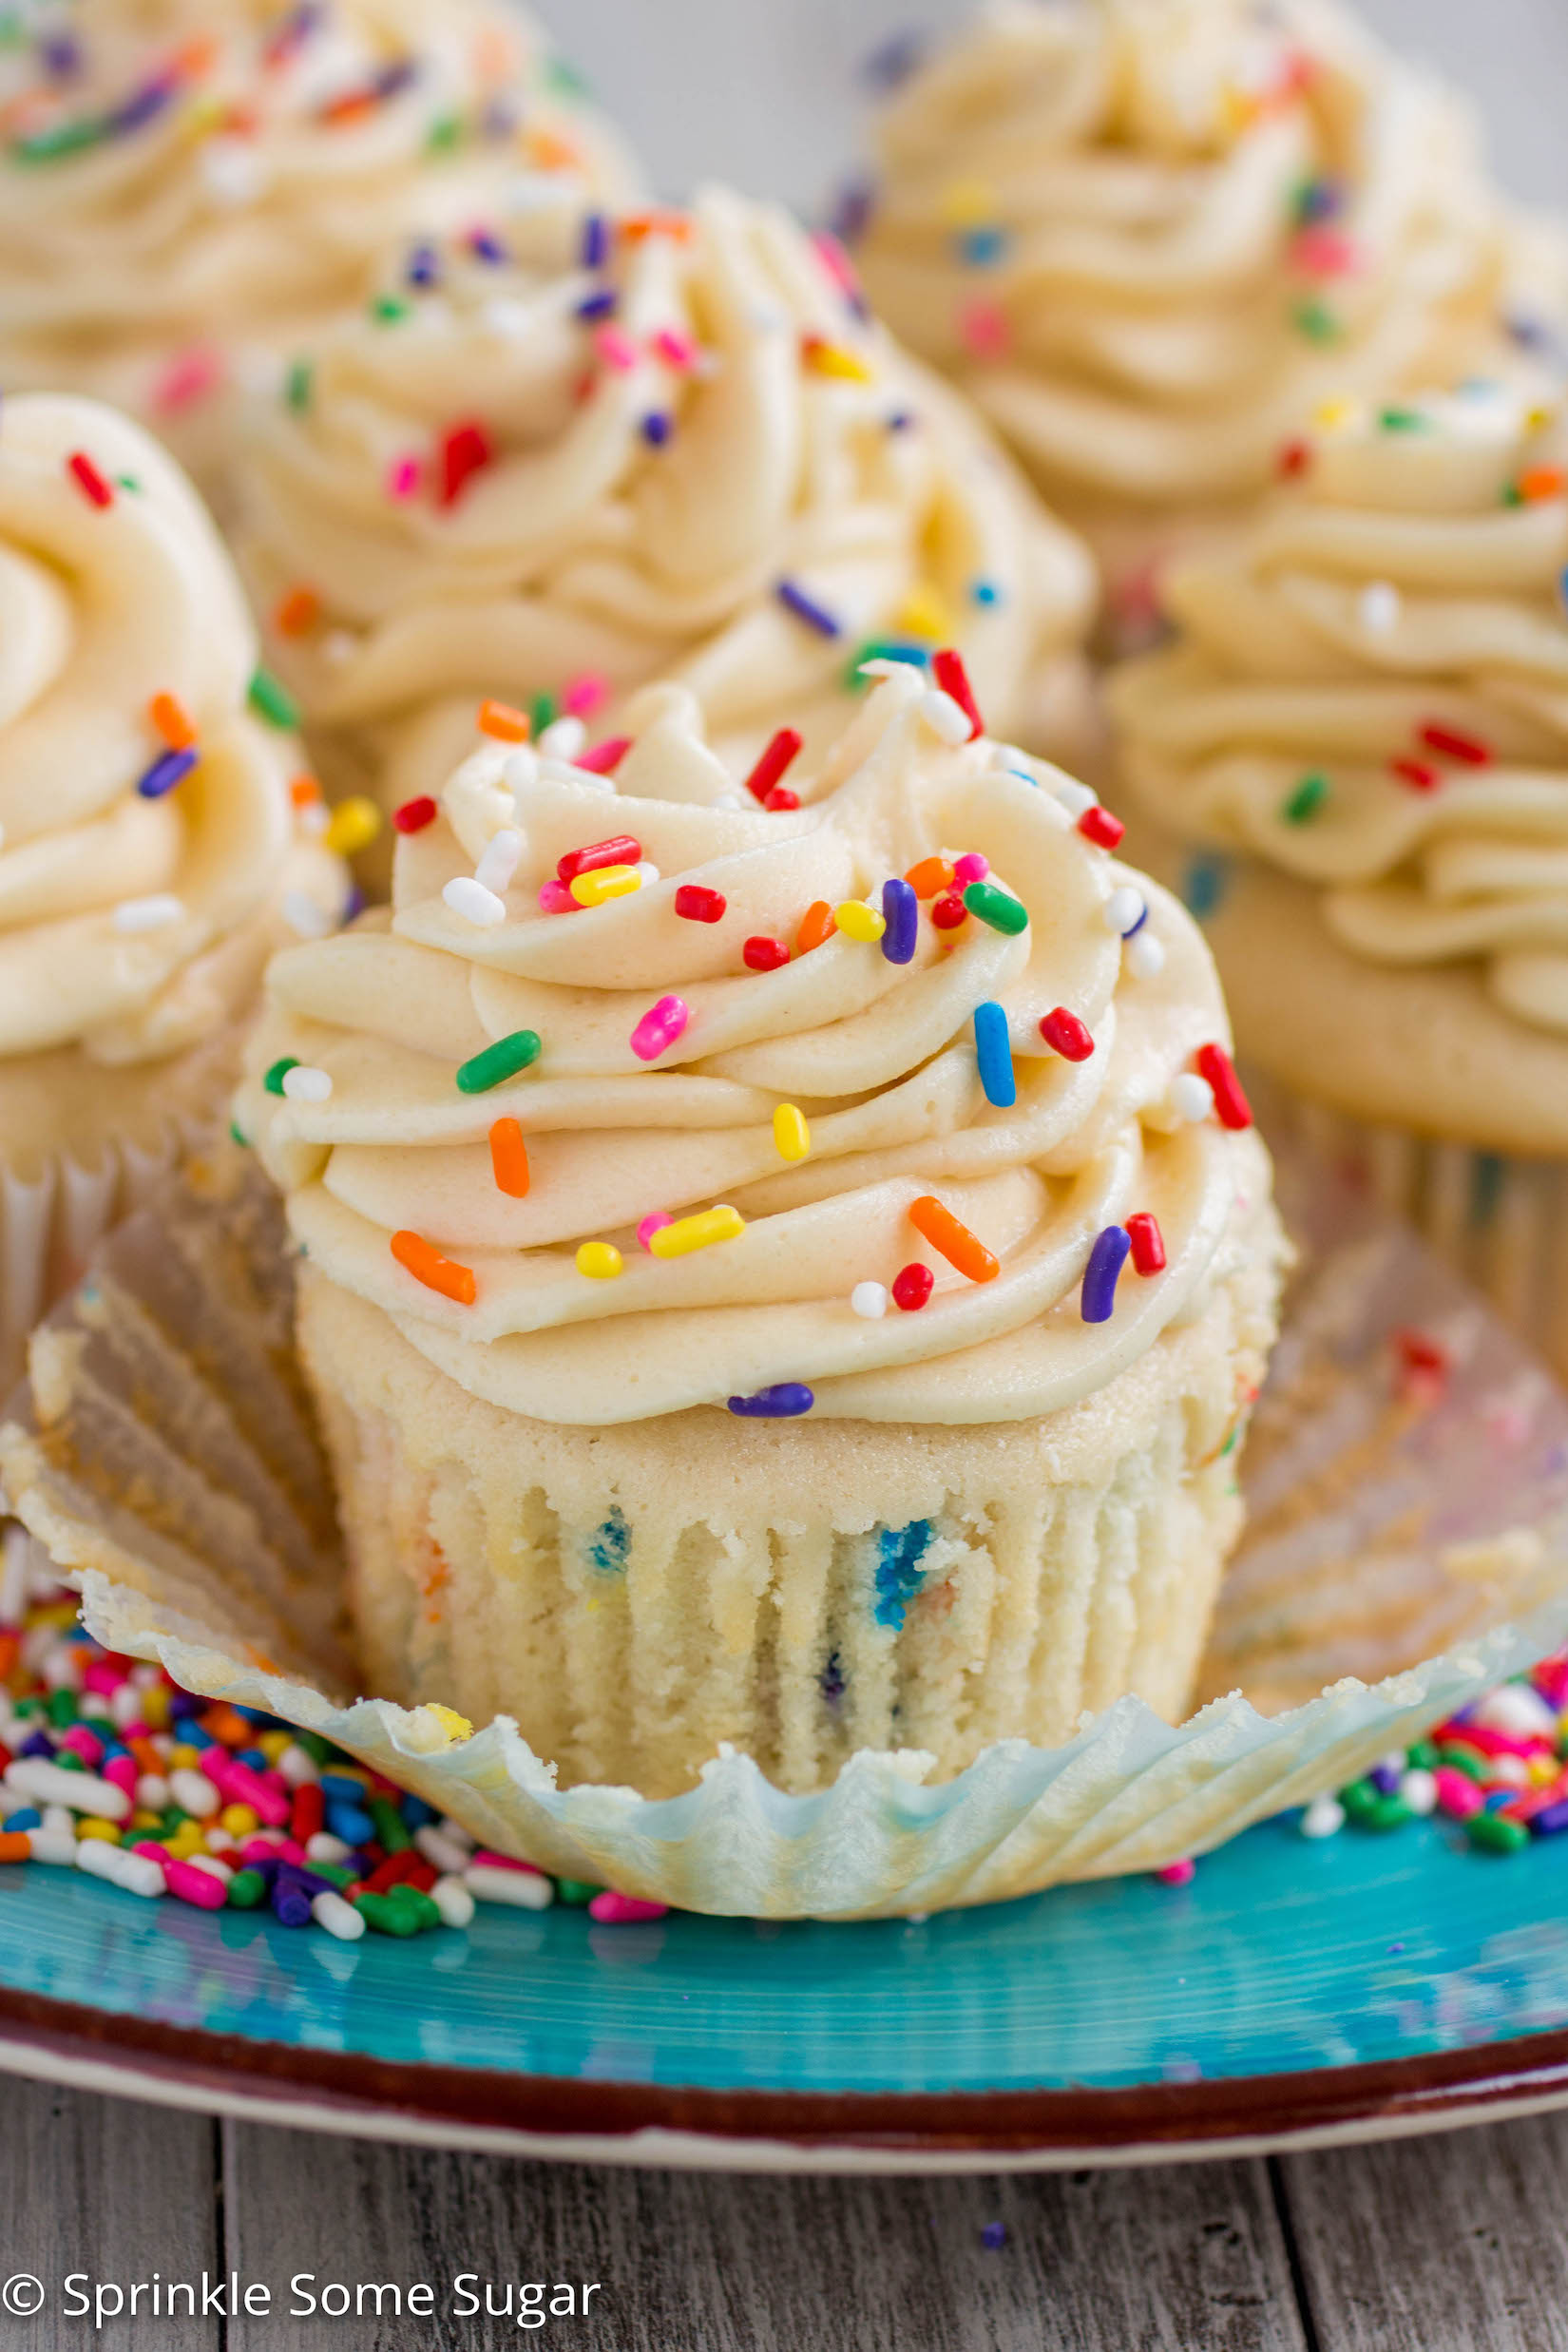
[5,1812,1568,2168]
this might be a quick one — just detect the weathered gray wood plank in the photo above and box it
[0,2082,218,2350]
[224,2122,1307,2352]
[1279,2114,1568,2352]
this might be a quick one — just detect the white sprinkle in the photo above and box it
[75,1840,165,1899]
[4,1759,129,1820]
[443,875,507,927]
[1050,776,1098,820]
[1474,1681,1558,1740]
[201,137,265,206]
[108,1684,143,1730]
[277,1743,319,1787]
[280,1062,333,1104]
[1490,1753,1532,1788]
[0,1524,29,1622]
[1300,1794,1345,1839]
[430,1873,477,1929]
[438,1816,477,1852]
[1105,886,1146,936]
[204,1827,238,1857]
[296,800,331,838]
[539,716,587,760]
[474,826,524,896]
[414,1824,473,1877]
[312,1889,366,1941]
[483,296,531,337]
[857,658,910,681]
[282,888,335,939]
[918,688,973,745]
[634,861,660,888]
[41,1805,73,1836]
[464,1861,554,1909]
[1169,1074,1214,1124]
[1125,929,1166,980]
[851,1281,889,1320]
[1359,581,1401,634]
[321,628,357,668]
[1400,1768,1439,1816]
[503,745,540,804]
[112,892,184,934]
[134,1773,170,1811]
[168,1767,220,1820]
[184,1852,232,1884]
[305,1831,354,1866]
[25,1829,80,1865]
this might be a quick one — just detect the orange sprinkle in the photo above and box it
[391,1230,477,1307]
[795,899,836,955]
[0,1630,18,1683]
[0,1831,30,1864]
[621,209,693,243]
[909,1195,999,1284]
[128,1735,163,1775]
[488,1117,530,1198]
[290,773,323,809]
[148,692,197,752]
[1520,466,1566,503]
[477,698,530,743]
[274,583,321,638]
[173,35,219,77]
[527,126,582,172]
[905,855,954,900]
[198,1704,253,1749]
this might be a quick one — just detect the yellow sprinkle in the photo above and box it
[257,1730,291,1763]
[140,1686,171,1730]
[425,1704,473,1744]
[1530,1751,1559,1786]
[220,1803,260,1837]
[166,1826,204,1858]
[805,341,873,384]
[1312,397,1353,430]
[940,175,998,228]
[896,583,954,642]
[1526,405,1555,433]
[774,1104,811,1162]
[834,899,887,943]
[129,1810,163,1833]
[569,862,641,908]
[649,1204,746,1258]
[576,1240,624,1279]
[168,1742,202,1770]
[76,1819,122,1845]
[323,794,383,857]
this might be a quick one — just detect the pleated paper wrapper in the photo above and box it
[4,1151,1568,1922]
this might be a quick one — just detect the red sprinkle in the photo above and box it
[891,1262,935,1312]
[1419,722,1491,767]
[558,834,641,885]
[67,450,114,508]
[1389,756,1439,792]
[1395,1329,1450,1379]
[1079,806,1126,851]
[1195,1043,1252,1131]
[742,727,804,806]
[743,934,790,971]
[930,891,967,930]
[439,418,492,507]
[764,787,800,812]
[931,647,983,740]
[1126,1213,1166,1275]
[675,884,726,923]
[577,735,633,775]
[1038,1006,1094,1061]
[392,794,438,833]
[1276,438,1311,479]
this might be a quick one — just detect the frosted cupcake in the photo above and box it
[0,392,349,1390]
[1109,385,1568,1373]
[238,659,1283,1799]
[0,0,636,497]
[851,0,1564,626]
[235,183,1099,870]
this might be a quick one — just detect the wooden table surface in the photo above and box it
[3,2080,1563,2349]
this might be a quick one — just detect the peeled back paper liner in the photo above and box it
[5,1149,1568,1921]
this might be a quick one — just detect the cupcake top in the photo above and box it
[0,0,635,477]
[1110,385,1568,1061]
[240,659,1266,1428]
[237,184,1098,819]
[0,392,347,1066]
[851,0,1561,517]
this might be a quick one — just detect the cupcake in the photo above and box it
[238,659,1284,1799]
[850,0,1565,629]
[0,0,637,497]
[0,392,349,1391]
[1108,384,1568,1374]
[234,183,1099,874]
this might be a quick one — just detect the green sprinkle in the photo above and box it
[425,111,463,153]
[229,1119,249,1149]
[294,1730,335,1765]
[962,880,1029,936]
[368,1795,411,1852]
[1468,1810,1529,1855]
[385,1884,441,1930]
[455,1029,542,1093]
[544,54,592,98]
[529,691,557,738]
[47,1689,78,1730]
[263,1056,300,1096]
[312,1861,356,1890]
[1406,1739,1439,1771]
[285,358,313,412]
[354,1891,427,1937]
[248,667,299,729]
[1437,1744,1486,1779]
[51,1747,86,1773]
[1291,296,1338,344]
[371,293,411,324]
[225,1868,267,1910]
[1340,1778,1409,1832]
[843,639,927,691]
[554,1879,602,1905]
[115,474,142,493]
[1502,482,1524,507]
[1283,772,1329,824]
[1379,406,1427,432]
[11,116,104,163]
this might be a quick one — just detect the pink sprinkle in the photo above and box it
[594,325,639,373]
[577,735,632,775]
[630,995,688,1061]
[960,298,1011,359]
[201,1745,290,1826]
[563,672,608,718]
[539,876,580,914]
[652,327,699,371]
[952,851,989,887]
[1156,1858,1195,1886]
[102,1756,138,1799]
[638,1210,674,1250]
[1434,1722,1545,1760]
[812,228,862,304]
[471,1848,546,1875]
[387,453,422,501]
[1292,227,1359,277]
[163,1857,228,1910]
[588,1890,669,1923]
[152,345,226,413]
[239,1834,307,1865]
[57,1725,104,1768]
[82,1660,127,1696]
[1534,1659,1568,1709]
[1434,1767,1484,1821]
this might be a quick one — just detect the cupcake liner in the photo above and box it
[4,1151,1568,1919]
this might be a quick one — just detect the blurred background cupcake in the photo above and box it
[844,0,1566,641]
[234,182,1099,887]
[0,0,637,500]
[1108,383,1568,1374]
[0,392,348,1391]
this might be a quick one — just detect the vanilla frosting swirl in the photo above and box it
[0,1,635,480]
[0,392,347,1064]
[240,667,1264,1426]
[852,0,1563,517]
[237,183,1097,817]
[1111,386,1568,1038]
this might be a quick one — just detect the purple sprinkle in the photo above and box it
[405,241,441,289]
[270,1875,314,1927]
[581,212,610,271]
[1367,1763,1402,1796]
[776,578,841,640]
[18,1731,54,1761]
[1532,1799,1568,1837]
[981,2223,1006,2251]
[728,1385,814,1419]
[469,227,507,265]
[641,411,673,448]
[861,29,927,89]
[1080,1226,1131,1325]
[831,178,875,246]
[881,876,918,966]
[373,58,419,102]
[480,96,519,141]
[576,287,618,321]
[39,32,83,82]
[136,747,199,800]
[106,75,176,137]
[885,411,914,432]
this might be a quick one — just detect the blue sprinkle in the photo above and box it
[956,225,1009,268]
[326,1800,374,1845]
[881,876,918,965]
[320,1771,366,1805]
[136,746,199,800]
[884,411,915,433]
[981,2223,1007,2251]
[3,1808,41,1834]
[576,286,618,321]
[1532,1799,1568,1837]
[973,1000,1015,1107]
[820,1652,845,1704]
[405,241,440,289]
[776,578,841,639]
[873,1520,934,1630]
[1469,1153,1505,1228]
[587,1508,631,1574]
[861,29,927,88]
[1295,176,1343,224]
[970,578,1002,607]
[729,1384,814,1418]
[831,178,874,245]
[641,411,674,448]
[581,212,610,271]
[1183,854,1230,921]
[1080,1225,1131,1324]
[469,228,508,266]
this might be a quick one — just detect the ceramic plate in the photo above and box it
[5,1808,1568,2169]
